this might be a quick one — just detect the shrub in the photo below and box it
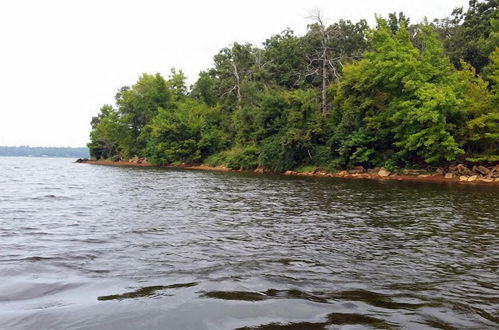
[259,138,296,172]
[226,146,260,170]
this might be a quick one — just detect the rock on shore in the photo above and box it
[77,159,499,185]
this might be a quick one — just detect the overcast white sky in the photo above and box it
[0,0,469,147]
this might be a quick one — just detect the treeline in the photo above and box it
[88,1,499,172]
[0,146,89,158]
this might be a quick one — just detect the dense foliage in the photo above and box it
[89,2,498,171]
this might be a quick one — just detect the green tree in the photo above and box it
[459,49,499,161]
[88,105,130,159]
[262,29,307,89]
[254,89,323,171]
[191,71,218,106]
[146,99,229,164]
[437,0,499,73]
[332,19,464,167]
[115,73,173,156]
[166,68,188,99]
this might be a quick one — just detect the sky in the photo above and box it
[0,0,469,147]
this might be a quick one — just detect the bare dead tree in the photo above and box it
[231,61,242,107]
[306,9,344,116]
[222,45,271,108]
[219,46,244,111]
[251,47,272,89]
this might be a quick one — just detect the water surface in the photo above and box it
[0,157,498,329]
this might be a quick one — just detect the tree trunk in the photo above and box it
[231,61,242,110]
[322,48,328,115]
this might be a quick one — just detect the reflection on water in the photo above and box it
[0,157,498,329]
[98,282,198,301]
[236,312,391,329]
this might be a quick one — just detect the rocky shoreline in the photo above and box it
[75,158,499,186]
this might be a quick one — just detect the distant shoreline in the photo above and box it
[77,159,499,186]
[0,155,84,158]
[0,146,88,158]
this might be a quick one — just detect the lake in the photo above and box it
[0,157,497,329]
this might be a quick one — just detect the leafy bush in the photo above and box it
[259,138,296,172]
[310,145,332,167]
[226,146,260,170]
[203,152,228,167]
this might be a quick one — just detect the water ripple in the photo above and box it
[0,157,498,329]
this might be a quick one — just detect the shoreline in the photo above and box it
[77,159,499,186]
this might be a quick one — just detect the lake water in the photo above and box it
[0,157,498,329]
